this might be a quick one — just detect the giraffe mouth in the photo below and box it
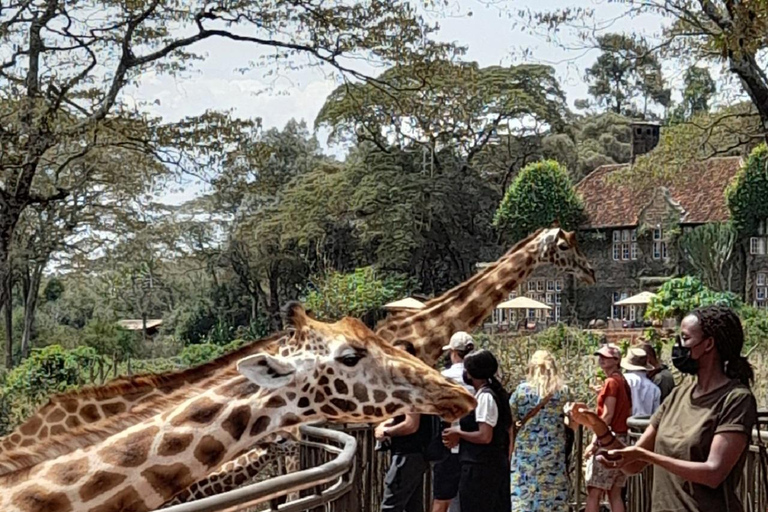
[433,393,476,422]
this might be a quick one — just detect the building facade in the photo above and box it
[487,123,765,329]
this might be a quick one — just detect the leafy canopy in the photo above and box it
[494,160,584,242]
[726,143,768,237]
[645,276,740,322]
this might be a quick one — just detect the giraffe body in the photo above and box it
[0,304,474,512]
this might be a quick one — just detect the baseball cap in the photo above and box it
[442,331,475,352]
[593,343,621,359]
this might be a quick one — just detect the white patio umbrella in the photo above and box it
[496,296,552,310]
[383,297,426,310]
[614,291,657,306]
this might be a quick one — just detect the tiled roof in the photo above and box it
[575,156,743,229]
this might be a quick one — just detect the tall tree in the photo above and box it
[679,222,737,292]
[671,66,718,122]
[583,33,671,117]
[0,0,456,367]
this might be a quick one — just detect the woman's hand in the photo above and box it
[442,427,460,449]
[597,446,649,470]
[584,440,598,459]
[565,402,603,431]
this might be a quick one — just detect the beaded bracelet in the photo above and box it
[596,430,616,447]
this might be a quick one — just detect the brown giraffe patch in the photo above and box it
[363,405,375,416]
[47,408,66,423]
[385,403,400,415]
[49,457,89,486]
[65,416,81,428]
[50,425,66,436]
[333,379,348,394]
[281,414,301,427]
[19,415,42,435]
[222,406,251,441]
[170,397,223,426]
[353,383,369,402]
[194,435,227,469]
[99,426,158,468]
[392,390,412,404]
[250,416,271,436]
[103,402,127,416]
[320,404,337,416]
[302,408,316,416]
[314,391,325,402]
[286,391,296,400]
[373,390,387,402]
[87,486,149,512]
[142,463,194,500]
[80,404,101,423]
[12,484,72,512]
[158,432,194,457]
[318,375,329,386]
[79,471,127,502]
[330,398,356,412]
[39,426,49,438]
[10,433,20,443]
[297,396,310,408]
[62,399,79,413]
[265,395,286,408]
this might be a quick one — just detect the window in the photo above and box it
[613,231,621,242]
[622,229,630,242]
[546,293,554,305]
[555,280,563,292]
[631,242,638,260]
[653,227,662,240]
[629,306,636,321]
[546,280,555,291]
[622,243,630,261]
[537,280,545,292]
[758,273,766,286]
[528,281,537,291]
[759,219,767,236]
[751,237,766,255]
[613,244,620,261]
[555,293,562,304]
[528,309,536,319]
[612,291,630,319]
[555,305,562,321]
[661,242,668,260]
[631,229,637,241]
[653,243,661,260]
[757,287,766,301]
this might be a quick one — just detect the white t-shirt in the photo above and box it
[625,371,661,417]
[474,388,499,427]
[442,362,474,453]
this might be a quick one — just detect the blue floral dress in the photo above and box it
[509,383,571,512]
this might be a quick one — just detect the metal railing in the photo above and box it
[160,425,357,512]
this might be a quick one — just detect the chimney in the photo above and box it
[630,122,661,162]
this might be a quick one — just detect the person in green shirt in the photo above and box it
[599,305,758,512]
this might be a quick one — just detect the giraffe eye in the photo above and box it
[337,353,363,367]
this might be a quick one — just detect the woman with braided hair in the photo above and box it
[592,305,758,512]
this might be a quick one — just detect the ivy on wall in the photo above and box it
[726,143,768,236]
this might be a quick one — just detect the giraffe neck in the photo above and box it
[0,333,286,454]
[0,375,307,512]
[377,237,541,365]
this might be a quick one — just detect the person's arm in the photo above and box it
[601,396,616,426]
[459,423,494,444]
[383,413,420,437]
[609,432,748,487]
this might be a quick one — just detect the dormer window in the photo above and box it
[653,227,667,261]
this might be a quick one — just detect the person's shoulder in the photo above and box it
[664,379,693,402]
[724,382,757,406]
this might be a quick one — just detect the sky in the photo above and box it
[120,0,683,204]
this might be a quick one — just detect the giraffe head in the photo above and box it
[237,303,476,423]
[535,226,595,284]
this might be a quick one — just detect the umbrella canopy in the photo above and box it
[383,297,426,310]
[497,296,551,310]
[614,291,657,306]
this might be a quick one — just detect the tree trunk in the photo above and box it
[728,52,768,143]
[3,270,12,369]
[0,209,18,369]
[20,262,43,360]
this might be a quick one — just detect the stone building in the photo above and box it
[488,123,768,329]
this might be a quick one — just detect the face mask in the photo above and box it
[671,334,704,375]
[462,369,473,387]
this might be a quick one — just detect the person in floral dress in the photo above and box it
[509,350,572,512]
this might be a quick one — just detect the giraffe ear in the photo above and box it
[282,301,309,331]
[237,354,296,389]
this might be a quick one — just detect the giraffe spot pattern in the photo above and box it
[320,404,337,416]
[353,383,369,402]
[87,486,149,512]
[19,416,41,435]
[373,390,387,402]
[297,397,310,408]
[222,406,251,441]
[62,399,79,413]
[281,414,301,427]
[158,432,194,457]
[50,425,66,436]
[391,390,412,404]
[102,402,127,416]
[65,416,81,428]
[333,379,348,394]
[314,392,325,402]
[49,457,89,486]
[317,375,329,386]
[385,403,400,415]
[99,426,158,468]
[79,471,127,502]
[142,463,194,500]
[330,398,356,412]
[170,397,223,426]
[80,404,101,423]
[194,435,227,469]
[250,416,271,436]
[12,484,72,512]
[47,409,66,423]
[265,395,286,408]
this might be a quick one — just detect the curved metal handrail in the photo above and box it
[160,424,357,512]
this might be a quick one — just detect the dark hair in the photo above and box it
[640,342,657,360]
[454,343,474,360]
[690,305,754,387]
[393,340,417,357]
[464,349,512,430]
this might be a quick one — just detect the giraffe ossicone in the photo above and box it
[0,303,475,512]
